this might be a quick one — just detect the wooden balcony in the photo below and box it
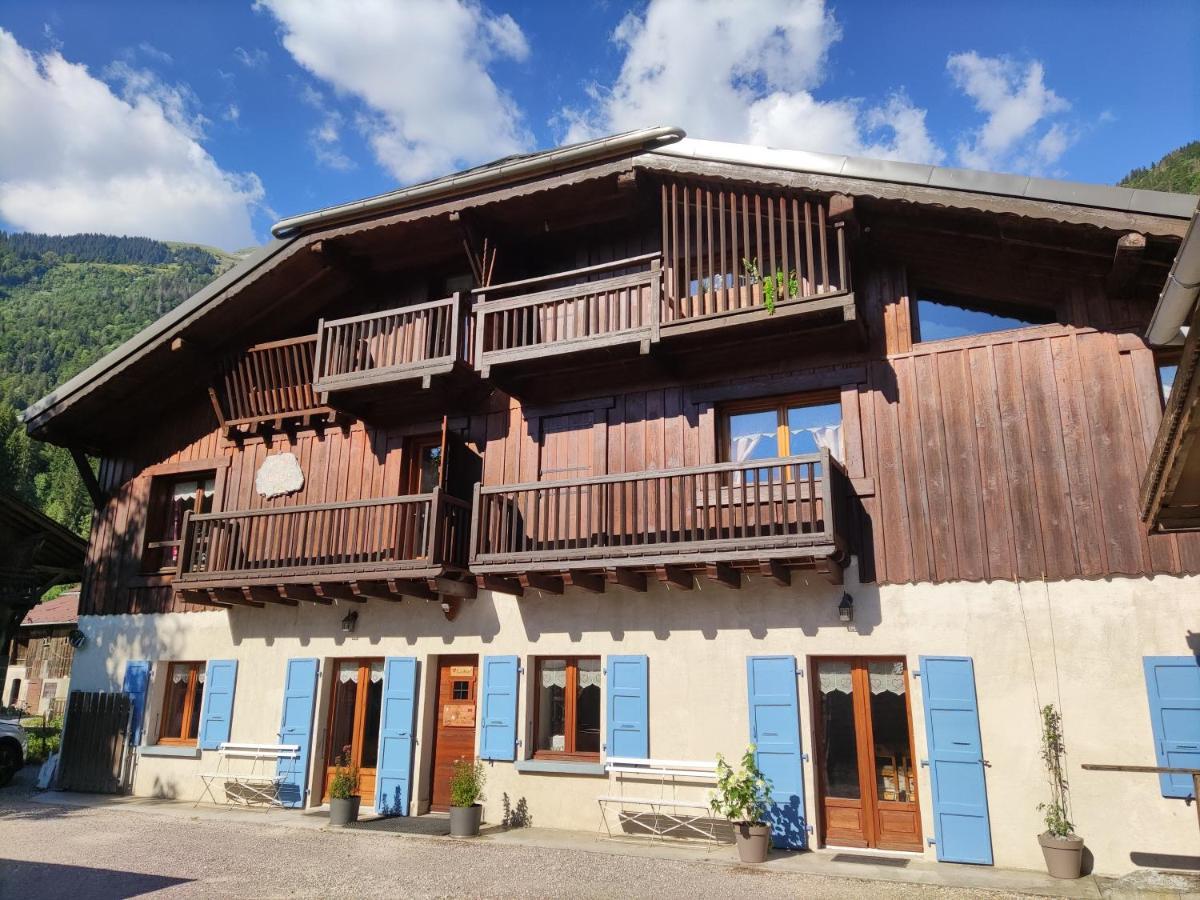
[173,490,475,616]
[209,334,335,438]
[313,293,482,417]
[470,451,850,593]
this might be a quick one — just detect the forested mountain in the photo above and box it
[1120,140,1200,194]
[0,232,239,536]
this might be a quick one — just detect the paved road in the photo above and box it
[0,778,1023,899]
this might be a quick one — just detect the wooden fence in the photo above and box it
[56,690,131,794]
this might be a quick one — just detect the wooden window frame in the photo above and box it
[141,469,218,575]
[157,661,205,746]
[719,389,841,462]
[532,655,601,761]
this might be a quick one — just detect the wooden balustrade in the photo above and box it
[472,253,662,377]
[471,451,849,571]
[209,334,330,431]
[176,490,471,587]
[660,178,850,322]
[314,293,471,393]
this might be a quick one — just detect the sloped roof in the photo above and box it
[21,590,80,628]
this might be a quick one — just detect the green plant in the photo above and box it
[450,758,486,808]
[1037,704,1074,838]
[709,745,772,825]
[743,258,798,314]
[328,753,359,800]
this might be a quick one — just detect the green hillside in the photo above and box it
[1119,140,1200,194]
[0,232,235,535]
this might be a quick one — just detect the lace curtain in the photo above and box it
[540,662,601,689]
[818,661,906,696]
[730,424,843,463]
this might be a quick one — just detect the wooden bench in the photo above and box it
[598,757,720,842]
[196,742,300,809]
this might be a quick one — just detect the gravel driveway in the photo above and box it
[0,777,1025,899]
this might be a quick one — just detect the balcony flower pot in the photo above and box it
[734,822,771,863]
[449,758,486,838]
[450,803,483,837]
[1038,832,1084,879]
[329,795,360,827]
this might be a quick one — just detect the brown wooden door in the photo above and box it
[322,658,384,804]
[813,657,922,851]
[429,655,479,811]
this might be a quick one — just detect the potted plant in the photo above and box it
[328,754,360,827]
[710,745,773,863]
[449,758,486,837]
[1036,704,1084,878]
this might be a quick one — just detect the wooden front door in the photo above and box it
[813,657,922,851]
[429,655,479,811]
[322,658,385,804]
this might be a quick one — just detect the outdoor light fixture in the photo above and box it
[340,611,358,634]
[838,593,854,624]
[68,628,86,649]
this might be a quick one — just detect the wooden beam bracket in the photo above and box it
[655,565,694,591]
[518,572,564,595]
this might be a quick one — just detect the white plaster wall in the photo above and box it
[69,567,1199,875]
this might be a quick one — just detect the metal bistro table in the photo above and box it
[1082,764,1200,833]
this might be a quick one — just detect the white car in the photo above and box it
[0,715,27,786]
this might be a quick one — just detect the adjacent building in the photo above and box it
[4,590,80,717]
[22,128,1200,874]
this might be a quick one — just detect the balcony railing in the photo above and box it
[209,334,331,432]
[176,489,471,587]
[472,253,662,377]
[314,293,473,394]
[470,451,848,572]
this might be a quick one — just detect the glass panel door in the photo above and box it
[323,659,384,803]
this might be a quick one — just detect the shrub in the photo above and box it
[328,754,359,800]
[449,758,486,808]
[710,745,772,825]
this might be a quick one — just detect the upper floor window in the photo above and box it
[143,472,215,574]
[534,656,601,759]
[913,292,1054,343]
[723,393,843,464]
[159,661,205,745]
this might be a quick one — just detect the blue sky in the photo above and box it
[0,0,1196,250]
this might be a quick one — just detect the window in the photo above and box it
[158,661,205,745]
[1158,361,1178,408]
[143,472,216,573]
[913,293,1054,343]
[10,639,28,666]
[723,394,843,467]
[534,657,601,759]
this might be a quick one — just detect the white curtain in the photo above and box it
[578,665,601,689]
[369,662,384,684]
[337,662,359,684]
[807,424,843,460]
[819,663,906,696]
[731,433,767,463]
[541,666,566,689]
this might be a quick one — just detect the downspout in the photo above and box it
[1146,204,1200,347]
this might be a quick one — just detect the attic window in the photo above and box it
[913,292,1055,343]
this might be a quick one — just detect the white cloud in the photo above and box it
[300,84,355,172]
[223,103,240,123]
[0,29,263,249]
[947,52,1072,173]
[234,46,269,68]
[558,0,943,165]
[256,0,532,183]
[136,42,173,65]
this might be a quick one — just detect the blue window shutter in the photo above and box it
[746,655,807,850]
[375,657,418,816]
[479,655,519,761]
[121,660,150,746]
[919,655,993,865]
[606,655,648,759]
[198,659,238,751]
[276,658,319,809]
[1143,656,1200,799]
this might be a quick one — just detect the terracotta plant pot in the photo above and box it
[1038,831,1084,878]
[450,803,483,837]
[329,795,360,827]
[734,822,771,863]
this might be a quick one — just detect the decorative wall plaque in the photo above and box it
[443,704,476,727]
[255,452,304,499]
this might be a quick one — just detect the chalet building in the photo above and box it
[4,590,80,717]
[22,127,1200,873]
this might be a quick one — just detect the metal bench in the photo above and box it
[196,742,300,809]
[598,756,720,842]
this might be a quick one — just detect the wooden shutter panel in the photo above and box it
[1143,656,1200,799]
[121,660,150,746]
[605,655,648,759]
[375,657,419,815]
[747,655,808,849]
[479,655,520,761]
[198,659,238,750]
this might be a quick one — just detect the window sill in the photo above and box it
[515,759,606,777]
[139,744,202,759]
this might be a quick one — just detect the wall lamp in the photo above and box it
[838,593,854,624]
[340,611,358,634]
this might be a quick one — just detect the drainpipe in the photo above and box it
[1146,205,1200,347]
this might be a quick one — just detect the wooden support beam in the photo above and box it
[244,586,297,607]
[427,577,477,600]
[814,558,845,586]
[352,580,404,602]
[758,559,791,587]
[178,589,228,608]
[518,572,564,595]
[315,582,366,603]
[279,583,332,605]
[388,578,434,601]
[704,562,742,590]
[604,568,647,592]
[563,571,606,594]
[655,565,694,590]
[207,588,263,608]
[1107,231,1146,296]
[69,448,107,510]
[476,574,524,597]
[828,193,859,240]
